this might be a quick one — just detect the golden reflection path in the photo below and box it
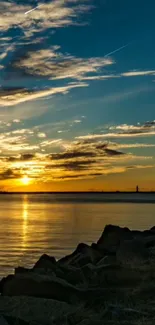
[22,194,28,250]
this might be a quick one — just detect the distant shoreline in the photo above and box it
[0,191,155,194]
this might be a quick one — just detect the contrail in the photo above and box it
[104,43,130,57]
[25,4,42,15]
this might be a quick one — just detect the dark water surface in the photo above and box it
[0,193,155,277]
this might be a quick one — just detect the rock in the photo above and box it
[79,264,97,285]
[84,263,142,288]
[0,276,14,294]
[0,274,115,305]
[150,226,155,232]
[0,316,10,325]
[1,315,30,325]
[15,267,31,275]
[78,319,103,325]
[96,224,155,255]
[96,255,117,266]
[143,235,155,248]
[33,254,56,270]
[96,225,133,254]
[0,296,71,325]
[15,261,86,287]
[64,252,92,268]
[98,265,142,287]
[0,273,83,303]
[116,239,149,267]
[58,243,102,266]
[58,264,86,285]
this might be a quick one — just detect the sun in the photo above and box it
[21,176,30,185]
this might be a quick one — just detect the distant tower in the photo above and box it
[136,185,139,193]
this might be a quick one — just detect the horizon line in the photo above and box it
[0,191,155,194]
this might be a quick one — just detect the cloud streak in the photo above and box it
[76,121,155,140]
[122,70,155,77]
[0,83,87,106]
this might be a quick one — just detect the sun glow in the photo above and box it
[21,175,30,185]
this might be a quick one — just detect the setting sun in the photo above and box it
[21,176,30,185]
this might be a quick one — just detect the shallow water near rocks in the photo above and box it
[0,193,155,277]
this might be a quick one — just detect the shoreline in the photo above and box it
[0,224,155,324]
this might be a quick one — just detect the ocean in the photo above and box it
[0,193,155,277]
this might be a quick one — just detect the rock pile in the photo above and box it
[0,224,155,324]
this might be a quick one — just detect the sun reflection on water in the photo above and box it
[22,194,28,249]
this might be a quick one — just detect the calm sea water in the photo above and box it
[0,193,155,277]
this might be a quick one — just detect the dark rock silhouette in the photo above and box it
[58,243,102,266]
[33,254,56,270]
[1,224,155,324]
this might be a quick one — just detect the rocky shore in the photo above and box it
[1,224,155,324]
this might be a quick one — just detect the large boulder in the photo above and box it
[0,296,71,325]
[116,238,149,267]
[0,273,114,305]
[0,273,83,303]
[95,224,155,255]
[96,225,133,253]
[33,254,56,270]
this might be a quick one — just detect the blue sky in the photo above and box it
[0,0,155,190]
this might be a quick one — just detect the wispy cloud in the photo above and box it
[111,143,155,149]
[8,46,113,81]
[76,121,155,140]
[0,0,92,36]
[0,83,87,106]
[122,70,155,77]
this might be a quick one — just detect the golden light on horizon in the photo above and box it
[21,175,31,185]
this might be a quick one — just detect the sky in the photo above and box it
[0,0,155,191]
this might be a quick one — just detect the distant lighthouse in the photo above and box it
[136,185,139,193]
